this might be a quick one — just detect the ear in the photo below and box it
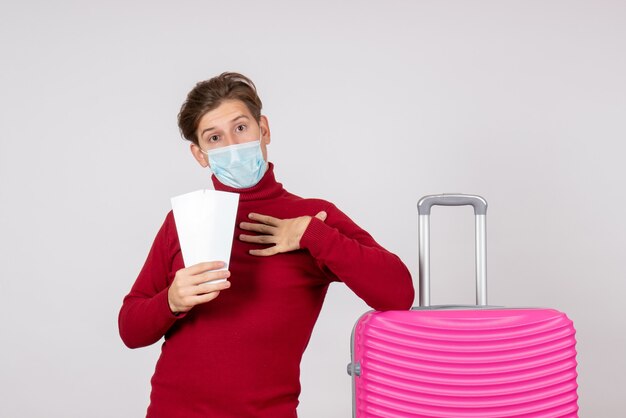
[259,115,271,145]
[190,143,209,168]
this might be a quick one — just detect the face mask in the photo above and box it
[201,140,268,188]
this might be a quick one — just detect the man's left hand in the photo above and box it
[239,211,327,256]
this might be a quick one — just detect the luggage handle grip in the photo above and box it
[418,194,487,216]
[417,194,488,307]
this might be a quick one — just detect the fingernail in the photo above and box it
[248,213,254,219]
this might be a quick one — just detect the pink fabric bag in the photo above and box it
[348,195,578,417]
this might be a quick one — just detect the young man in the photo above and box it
[118,72,414,418]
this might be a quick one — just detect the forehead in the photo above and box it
[197,100,254,132]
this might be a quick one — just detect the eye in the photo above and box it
[208,135,219,143]
[236,124,247,133]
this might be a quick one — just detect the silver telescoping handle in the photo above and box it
[417,194,488,307]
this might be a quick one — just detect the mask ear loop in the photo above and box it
[197,147,211,170]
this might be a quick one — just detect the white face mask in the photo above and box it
[201,140,268,188]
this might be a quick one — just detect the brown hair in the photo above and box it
[177,72,263,145]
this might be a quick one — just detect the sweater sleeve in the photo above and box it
[299,203,414,311]
[118,212,183,349]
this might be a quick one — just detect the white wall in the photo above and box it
[1,0,625,416]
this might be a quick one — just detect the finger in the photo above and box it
[249,246,280,257]
[239,221,277,234]
[186,261,226,274]
[192,269,231,285]
[239,233,275,244]
[315,211,328,221]
[195,280,231,295]
[189,290,222,306]
[248,213,280,226]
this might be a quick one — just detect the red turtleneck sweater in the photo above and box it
[118,164,414,418]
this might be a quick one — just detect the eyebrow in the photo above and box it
[201,114,250,137]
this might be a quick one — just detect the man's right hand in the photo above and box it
[168,261,231,315]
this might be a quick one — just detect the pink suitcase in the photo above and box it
[347,194,579,417]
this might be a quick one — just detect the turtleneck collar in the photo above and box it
[211,162,285,202]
